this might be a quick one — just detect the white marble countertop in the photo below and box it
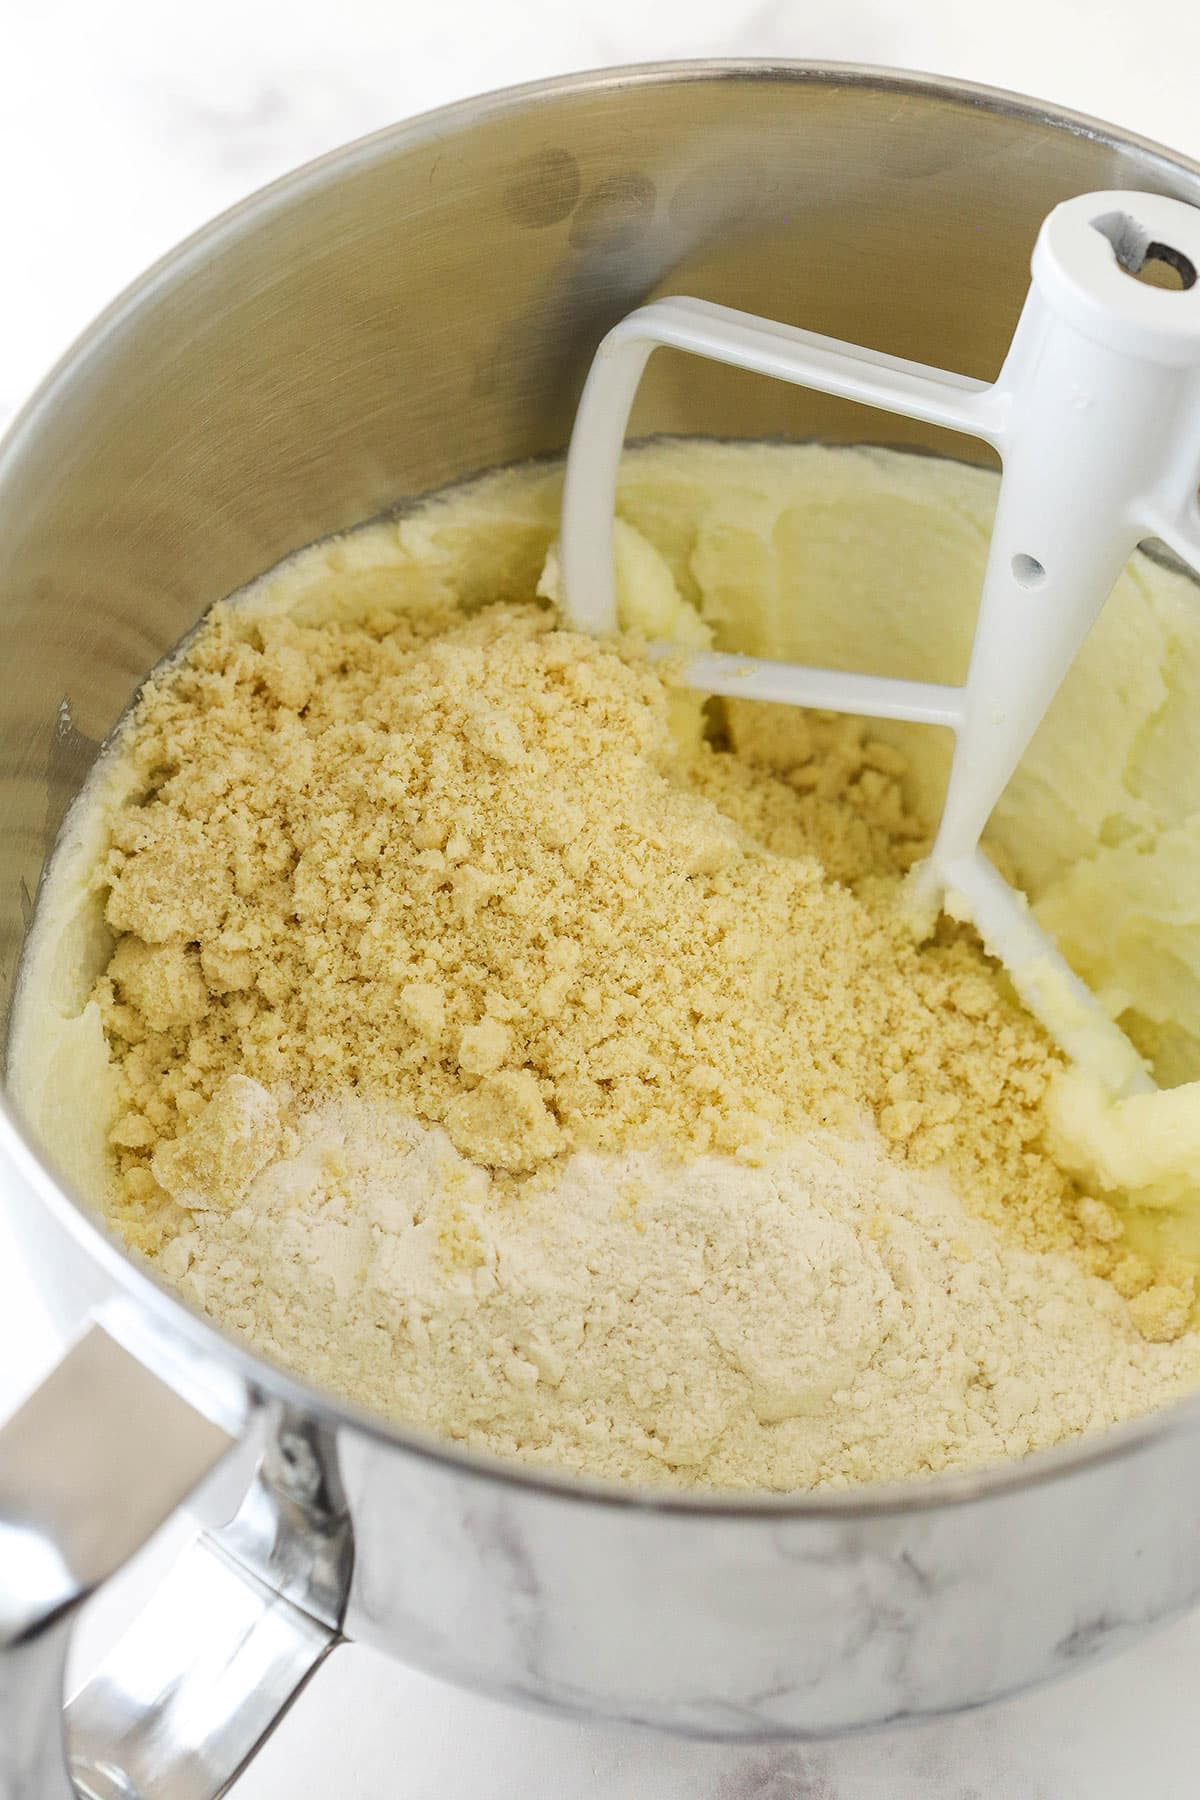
[4,3,1200,1794]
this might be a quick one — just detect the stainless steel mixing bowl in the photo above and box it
[4,61,1200,1799]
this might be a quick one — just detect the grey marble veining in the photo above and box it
[226,1612,1200,1798]
[330,1403,1200,1743]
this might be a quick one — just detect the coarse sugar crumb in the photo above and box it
[95,606,1046,1213]
[85,581,1187,1331]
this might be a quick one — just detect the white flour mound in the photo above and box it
[157,1084,1198,1490]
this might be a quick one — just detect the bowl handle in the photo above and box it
[0,1326,349,1798]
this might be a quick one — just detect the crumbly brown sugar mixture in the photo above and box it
[90,581,1180,1319]
[21,443,1200,1487]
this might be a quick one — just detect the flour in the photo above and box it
[158,1080,1199,1490]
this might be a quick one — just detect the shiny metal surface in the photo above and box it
[0,1340,352,1799]
[0,1328,233,1798]
[216,1407,353,1632]
[4,61,1200,1790]
[66,1538,339,1800]
[66,1400,352,1799]
[1,1625,75,1800]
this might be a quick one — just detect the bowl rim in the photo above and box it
[5,54,1200,1522]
